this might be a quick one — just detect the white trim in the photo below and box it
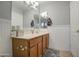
[0,18,11,23]
[0,53,12,57]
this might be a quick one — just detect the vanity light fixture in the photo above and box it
[40,11,48,18]
[24,0,39,9]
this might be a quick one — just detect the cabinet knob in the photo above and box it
[16,45,27,51]
[25,46,27,50]
[19,45,23,48]
[21,48,24,51]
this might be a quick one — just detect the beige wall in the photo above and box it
[0,2,11,56]
[70,1,79,57]
[39,1,70,51]
[39,1,70,25]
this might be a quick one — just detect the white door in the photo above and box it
[70,1,79,57]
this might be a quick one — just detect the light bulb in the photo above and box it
[25,0,39,9]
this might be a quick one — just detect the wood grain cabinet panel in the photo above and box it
[12,34,49,57]
[30,45,38,57]
[46,34,49,48]
[43,35,47,54]
[43,34,49,55]
[38,41,43,56]
[30,38,38,47]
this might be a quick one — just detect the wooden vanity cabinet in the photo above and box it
[12,34,49,57]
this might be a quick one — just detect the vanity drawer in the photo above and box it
[30,36,42,47]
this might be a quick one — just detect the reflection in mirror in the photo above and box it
[11,1,39,29]
[23,1,40,29]
[11,1,40,37]
[40,11,53,28]
[11,1,24,30]
[24,1,39,10]
[11,1,24,37]
[34,14,40,28]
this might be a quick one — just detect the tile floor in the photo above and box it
[43,48,73,57]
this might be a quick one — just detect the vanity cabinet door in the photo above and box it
[43,36,46,55]
[30,45,38,57]
[38,41,43,57]
[12,38,29,57]
[43,34,49,55]
[46,34,49,48]
[30,36,43,57]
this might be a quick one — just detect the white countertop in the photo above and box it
[13,32,48,39]
[11,28,49,39]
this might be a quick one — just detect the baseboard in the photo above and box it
[0,53,12,57]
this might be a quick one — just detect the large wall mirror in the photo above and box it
[11,1,40,31]
[11,1,52,32]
